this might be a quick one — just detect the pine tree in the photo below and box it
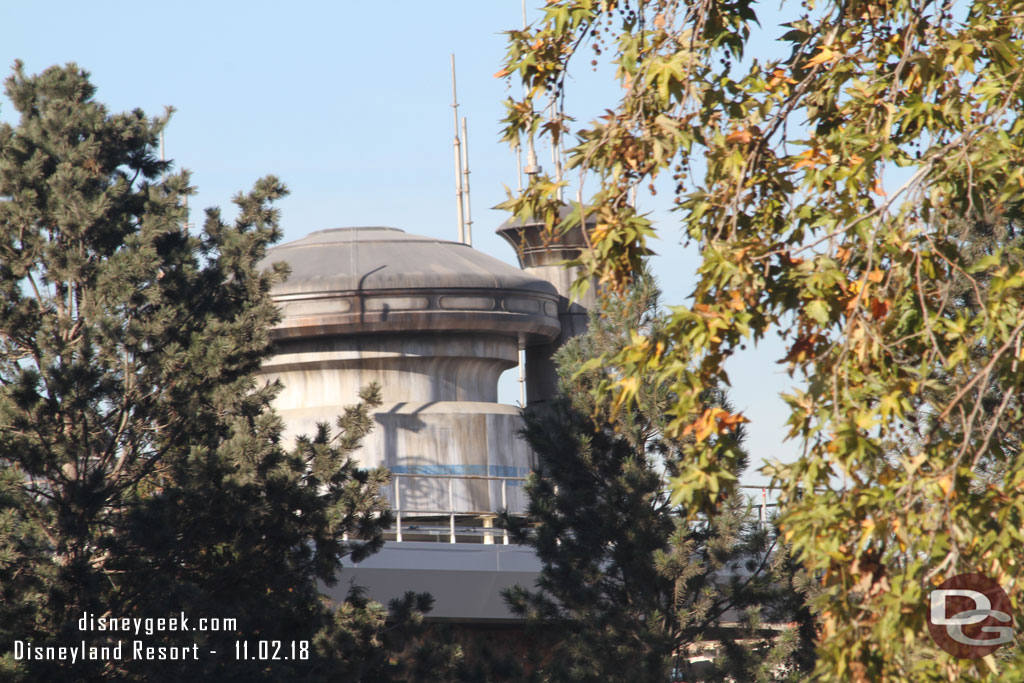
[0,62,407,682]
[503,275,816,682]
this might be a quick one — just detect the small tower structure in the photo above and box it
[259,226,560,520]
[496,206,598,405]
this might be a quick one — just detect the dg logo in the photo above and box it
[927,573,1014,659]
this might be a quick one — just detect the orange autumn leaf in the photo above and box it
[870,298,890,320]
[494,68,511,78]
[694,414,716,442]
[726,128,753,144]
[779,334,823,364]
[682,407,746,443]
[716,410,749,431]
[767,68,797,88]
[792,148,827,170]
[682,408,714,442]
[693,303,718,316]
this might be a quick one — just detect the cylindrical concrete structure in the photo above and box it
[259,227,561,515]
[496,207,597,406]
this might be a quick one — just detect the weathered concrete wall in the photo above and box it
[263,333,517,407]
[259,227,561,515]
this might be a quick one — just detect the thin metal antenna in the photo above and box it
[550,101,563,201]
[521,0,541,177]
[524,128,542,176]
[518,335,527,407]
[451,54,466,244]
[516,0,527,192]
[516,142,523,193]
[461,116,473,246]
[551,139,563,199]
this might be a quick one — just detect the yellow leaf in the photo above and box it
[806,46,838,68]
[937,473,954,497]
[610,376,639,415]
[903,453,927,475]
[860,518,876,545]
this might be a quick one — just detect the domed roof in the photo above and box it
[268,227,560,296]
[262,227,561,342]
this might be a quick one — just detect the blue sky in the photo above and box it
[2,1,802,487]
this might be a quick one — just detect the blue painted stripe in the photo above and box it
[391,464,487,476]
[488,465,529,478]
[389,464,529,479]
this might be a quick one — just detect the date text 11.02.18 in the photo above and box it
[234,640,309,660]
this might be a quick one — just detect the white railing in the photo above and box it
[384,473,783,544]
[390,472,527,544]
[738,485,781,525]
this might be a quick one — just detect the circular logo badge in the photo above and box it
[927,572,1014,659]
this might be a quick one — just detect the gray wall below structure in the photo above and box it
[331,542,542,621]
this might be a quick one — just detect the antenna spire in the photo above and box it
[451,54,466,244]
[461,116,473,246]
[521,0,542,178]
[550,102,563,201]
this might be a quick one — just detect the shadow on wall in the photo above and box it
[375,403,528,516]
